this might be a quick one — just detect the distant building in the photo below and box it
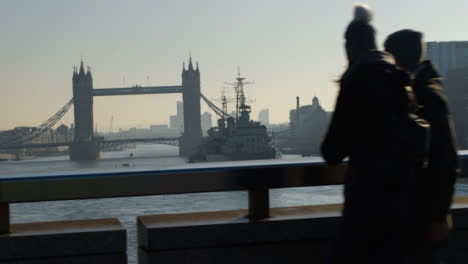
[56,124,70,142]
[169,101,184,133]
[426,41,468,147]
[426,41,468,78]
[149,124,178,137]
[169,115,178,130]
[0,127,55,146]
[177,101,184,121]
[150,125,168,130]
[201,112,213,136]
[286,96,332,155]
[258,109,269,125]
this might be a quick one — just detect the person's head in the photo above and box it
[384,29,426,71]
[344,3,377,64]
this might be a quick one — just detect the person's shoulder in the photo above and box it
[414,61,449,112]
[415,61,445,99]
[416,61,443,87]
[341,50,402,91]
[353,50,397,77]
[361,50,395,66]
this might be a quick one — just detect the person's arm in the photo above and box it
[321,82,352,165]
[430,112,459,223]
[424,85,460,223]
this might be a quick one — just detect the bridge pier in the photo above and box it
[67,58,202,160]
[70,141,100,161]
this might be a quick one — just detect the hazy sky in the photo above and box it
[1,0,467,131]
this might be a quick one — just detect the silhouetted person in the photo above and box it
[321,4,415,263]
[385,29,459,263]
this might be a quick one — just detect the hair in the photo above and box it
[384,29,426,70]
[344,3,376,64]
[353,3,372,23]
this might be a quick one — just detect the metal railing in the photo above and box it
[1,154,467,234]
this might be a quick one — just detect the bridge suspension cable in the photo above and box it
[0,99,74,147]
[37,98,74,131]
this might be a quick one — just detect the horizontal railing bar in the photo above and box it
[0,152,467,204]
[0,159,332,182]
[0,161,347,203]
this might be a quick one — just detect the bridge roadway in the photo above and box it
[0,137,180,150]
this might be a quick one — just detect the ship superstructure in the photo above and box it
[192,69,278,162]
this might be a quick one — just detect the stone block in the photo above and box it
[450,203,468,230]
[139,240,330,264]
[0,218,126,263]
[445,229,468,249]
[0,253,127,264]
[138,204,341,264]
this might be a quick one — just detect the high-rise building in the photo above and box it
[177,101,184,121]
[201,112,212,136]
[426,41,468,78]
[169,101,184,133]
[169,115,178,130]
[426,41,468,147]
[258,109,269,125]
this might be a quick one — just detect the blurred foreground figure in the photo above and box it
[321,4,417,263]
[385,29,459,263]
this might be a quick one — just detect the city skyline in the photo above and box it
[2,0,468,130]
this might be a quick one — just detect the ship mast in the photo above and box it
[227,66,253,121]
[221,89,229,116]
[212,87,234,120]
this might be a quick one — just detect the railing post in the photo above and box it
[248,189,270,221]
[0,203,10,234]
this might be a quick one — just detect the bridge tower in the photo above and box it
[179,57,202,157]
[70,59,100,160]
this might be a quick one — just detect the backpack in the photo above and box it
[391,83,431,168]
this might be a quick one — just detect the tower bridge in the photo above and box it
[70,57,202,160]
[0,57,216,160]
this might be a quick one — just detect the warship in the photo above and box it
[191,69,279,162]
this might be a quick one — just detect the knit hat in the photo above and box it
[344,3,377,63]
[384,29,426,69]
